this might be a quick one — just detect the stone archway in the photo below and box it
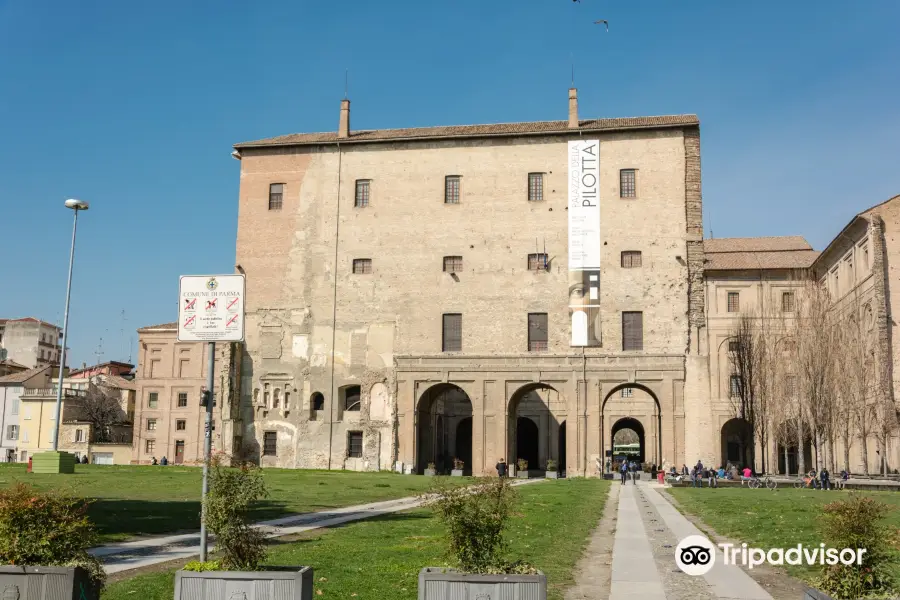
[720,418,753,469]
[508,383,565,472]
[611,417,645,463]
[601,383,662,468]
[416,383,473,474]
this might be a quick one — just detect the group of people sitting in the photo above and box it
[149,456,169,466]
[667,461,730,487]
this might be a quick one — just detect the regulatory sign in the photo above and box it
[178,275,246,342]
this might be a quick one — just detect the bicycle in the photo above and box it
[748,475,777,490]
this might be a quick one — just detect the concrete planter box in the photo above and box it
[517,470,532,479]
[174,567,313,600]
[419,567,546,599]
[451,469,464,477]
[545,471,559,479]
[0,565,100,600]
[424,468,437,476]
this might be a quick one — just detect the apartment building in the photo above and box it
[0,366,53,462]
[0,318,64,369]
[132,322,242,464]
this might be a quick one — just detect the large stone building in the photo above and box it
[218,89,899,476]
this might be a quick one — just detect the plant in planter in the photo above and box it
[451,457,465,476]
[545,459,559,479]
[425,462,437,476]
[516,458,530,479]
[0,482,104,599]
[173,463,313,600]
[420,477,546,598]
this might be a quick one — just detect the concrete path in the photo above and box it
[566,480,774,600]
[92,479,543,575]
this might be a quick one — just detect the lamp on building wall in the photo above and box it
[51,198,90,452]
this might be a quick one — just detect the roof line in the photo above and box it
[811,194,900,270]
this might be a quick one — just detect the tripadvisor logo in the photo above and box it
[675,535,868,576]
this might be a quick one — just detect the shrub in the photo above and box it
[427,462,436,470]
[183,560,222,572]
[516,458,528,472]
[453,457,465,471]
[546,459,557,471]
[0,482,104,587]
[816,495,899,599]
[425,476,534,574]
[205,463,269,570]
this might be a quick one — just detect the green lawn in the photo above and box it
[0,464,472,544]
[666,487,900,581]
[101,478,610,600]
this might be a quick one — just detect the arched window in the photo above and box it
[283,386,291,410]
[311,392,325,411]
[263,383,270,408]
[273,388,281,408]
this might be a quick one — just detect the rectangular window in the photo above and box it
[622,311,643,351]
[442,313,462,352]
[148,392,158,409]
[528,253,549,271]
[527,313,548,352]
[6,425,18,440]
[75,429,84,442]
[348,431,363,458]
[528,173,544,202]
[728,340,740,353]
[727,292,740,313]
[145,439,155,454]
[861,240,870,269]
[177,392,188,408]
[269,183,284,210]
[730,375,742,397]
[343,386,361,412]
[176,420,186,431]
[444,175,460,204]
[147,418,157,431]
[443,256,463,273]
[352,258,372,274]
[263,431,277,456]
[619,169,636,198]
[621,388,633,398]
[11,398,18,415]
[621,251,642,268]
[781,291,795,313]
[354,179,370,207]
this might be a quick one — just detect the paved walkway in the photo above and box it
[568,480,774,600]
[92,479,543,574]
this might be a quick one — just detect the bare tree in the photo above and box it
[795,281,839,472]
[728,314,759,470]
[69,382,128,443]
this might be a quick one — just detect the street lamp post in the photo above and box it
[51,199,89,451]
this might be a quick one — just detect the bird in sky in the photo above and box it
[594,19,609,31]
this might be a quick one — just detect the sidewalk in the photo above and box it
[92,478,543,575]
[566,480,774,600]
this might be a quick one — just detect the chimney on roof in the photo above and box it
[568,88,579,129]
[338,98,350,139]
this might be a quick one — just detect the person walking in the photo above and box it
[620,460,628,484]
[708,466,718,488]
[819,467,830,491]
[496,458,508,478]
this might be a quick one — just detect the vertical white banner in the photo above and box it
[568,140,602,347]
[568,140,601,270]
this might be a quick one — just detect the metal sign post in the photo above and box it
[177,274,245,563]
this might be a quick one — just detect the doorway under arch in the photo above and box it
[774,419,813,475]
[455,417,473,474]
[507,383,565,473]
[601,384,662,467]
[720,418,753,469]
[416,383,473,474]
[611,417,645,464]
[558,421,567,474]
[516,417,539,470]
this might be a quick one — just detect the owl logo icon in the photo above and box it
[475,594,492,600]
[1,585,20,600]
[227,593,247,600]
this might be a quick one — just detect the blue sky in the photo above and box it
[1,0,898,367]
